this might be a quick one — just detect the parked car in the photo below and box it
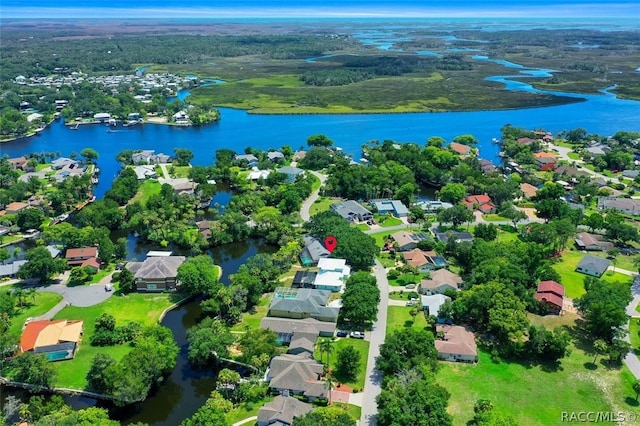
[105,284,113,292]
[336,330,348,337]
[350,331,365,339]
[405,283,416,289]
[406,300,417,307]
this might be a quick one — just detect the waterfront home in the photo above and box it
[292,151,307,161]
[449,142,472,156]
[267,151,285,162]
[7,156,28,171]
[299,235,330,267]
[0,260,27,279]
[133,165,157,180]
[372,199,409,218]
[575,255,610,278]
[391,231,431,251]
[292,271,318,288]
[330,200,373,223]
[534,152,557,171]
[534,280,565,315]
[435,325,478,363]
[414,200,454,213]
[419,269,462,295]
[93,112,111,123]
[65,246,99,267]
[517,137,536,146]
[172,110,190,124]
[132,150,171,164]
[266,353,327,402]
[20,319,84,361]
[195,220,211,240]
[51,157,78,170]
[125,255,186,291]
[584,142,610,157]
[520,183,539,199]
[247,170,272,180]
[235,154,259,168]
[268,287,339,322]
[170,180,197,196]
[462,194,496,214]
[313,258,351,292]
[574,232,614,251]
[479,159,496,174]
[597,196,640,216]
[277,166,305,183]
[260,317,336,344]
[257,395,313,426]
[4,202,30,214]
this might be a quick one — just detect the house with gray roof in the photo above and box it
[260,317,336,343]
[372,199,409,217]
[300,235,330,266]
[0,260,27,278]
[277,166,305,183]
[125,256,186,291]
[266,354,326,401]
[235,154,258,168]
[257,395,313,426]
[132,150,171,165]
[598,197,640,216]
[331,200,373,223]
[435,231,474,244]
[51,157,78,170]
[288,332,318,356]
[268,287,339,322]
[575,255,611,278]
[267,151,285,162]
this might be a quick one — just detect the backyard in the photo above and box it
[230,294,271,332]
[314,337,369,391]
[6,290,63,336]
[386,305,430,335]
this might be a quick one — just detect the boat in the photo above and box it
[492,138,501,144]
[71,123,79,130]
[88,195,96,202]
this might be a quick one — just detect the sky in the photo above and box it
[1,0,639,19]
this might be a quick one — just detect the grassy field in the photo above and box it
[168,165,191,178]
[230,294,271,332]
[552,250,632,298]
[388,272,423,287]
[88,265,114,284]
[314,338,369,391]
[35,163,51,172]
[377,253,397,268]
[378,217,403,227]
[481,214,510,222]
[226,396,274,424]
[6,290,63,336]
[386,305,430,335]
[630,320,640,354]
[388,291,419,301]
[310,197,340,217]
[50,293,178,388]
[129,179,162,206]
[354,223,370,231]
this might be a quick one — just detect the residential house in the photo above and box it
[268,287,339,322]
[257,395,313,426]
[235,154,259,168]
[435,231,474,244]
[247,170,272,181]
[45,245,61,259]
[520,183,539,199]
[266,354,326,401]
[260,317,336,344]
[65,247,99,267]
[449,142,472,156]
[195,220,211,240]
[4,202,29,214]
[132,150,171,164]
[171,180,197,196]
[435,325,478,363]
[313,258,351,292]
[401,249,432,273]
[421,294,451,316]
[20,319,84,361]
[267,151,285,162]
[598,197,640,216]
[419,269,462,295]
[7,156,28,171]
[93,112,111,122]
[391,231,430,252]
[288,332,318,356]
[462,195,496,214]
[555,165,589,178]
[0,260,27,278]
[517,137,536,146]
[292,151,307,162]
[331,200,373,223]
[622,170,640,179]
[299,235,330,267]
[479,159,496,174]
[534,152,557,171]
[415,200,454,213]
[534,280,565,315]
[277,166,305,183]
[585,143,610,157]
[172,111,190,124]
[125,255,186,291]
[574,232,614,251]
[51,157,78,170]
[133,165,157,180]
[372,199,409,217]
[575,255,611,278]
[292,271,318,288]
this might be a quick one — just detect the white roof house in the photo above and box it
[313,258,351,292]
[421,294,451,317]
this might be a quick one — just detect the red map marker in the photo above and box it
[324,236,337,253]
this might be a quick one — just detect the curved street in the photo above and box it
[300,170,327,221]
[360,259,389,426]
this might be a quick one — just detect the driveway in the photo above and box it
[623,275,640,379]
[38,282,114,307]
[299,171,327,221]
[360,259,389,426]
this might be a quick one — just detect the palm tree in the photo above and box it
[633,380,640,402]
[324,375,335,405]
[318,338,334,366]
[593,339,608,364]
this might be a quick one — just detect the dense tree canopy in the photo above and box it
[338,272,380,329]
[575,277,632,342]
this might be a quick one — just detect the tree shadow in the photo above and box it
[625,397,640,407]
[583,362,598,370]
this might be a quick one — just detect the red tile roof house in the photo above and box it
[65,247,99,267]
[449,142,472,156]
[519,183,539,199]
[462,195,496,214]
[534,280,565,315]
[4,202,30,214]
[534,152,557,171]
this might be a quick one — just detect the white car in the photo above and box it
[350,331,365,339]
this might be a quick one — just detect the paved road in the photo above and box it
[360,259,389,426]
[624,275,640,379]
[546,142,613,182]
[299,171,327,221]
[39,283,114,307]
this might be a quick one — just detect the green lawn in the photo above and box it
[552,250,632,298]
[310,173,322,192]
[169,165,192,178]
[379,217,403,227]
[310,197,340,217]
[354,223,370,231]
[630,320,640,354]
[585,251,638,274]
[386,305,429,335]
[377,253,397,268]
[89,265,114,284]
[314,338,369,391]
[568,152,581,160]
[35,163,51,172]
[230,294,271,332]
[129,179,162,206]
[388,291,419,301]
[388,272,423,287]
[438,345,640,426]
[481,214,510,222]
[6,290,63,336]
[226,396,274,424]
[50,292,178,388]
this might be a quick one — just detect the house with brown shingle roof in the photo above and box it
[534,152,557,171]
[20,319,84,361]
[391,231,429,252]
[267,353,327,401]
[419,269,462,295]
[125,255,186,291]
[597,196,640,216]
[520,183,539,199]
[534,280,565,315]
[435,324,477,363]
[574,232,613,251]
[517,137,536,146]
[4,202,30,214]
[257,396,313,426]
[8,156,28,170]
[449,142,472,156]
